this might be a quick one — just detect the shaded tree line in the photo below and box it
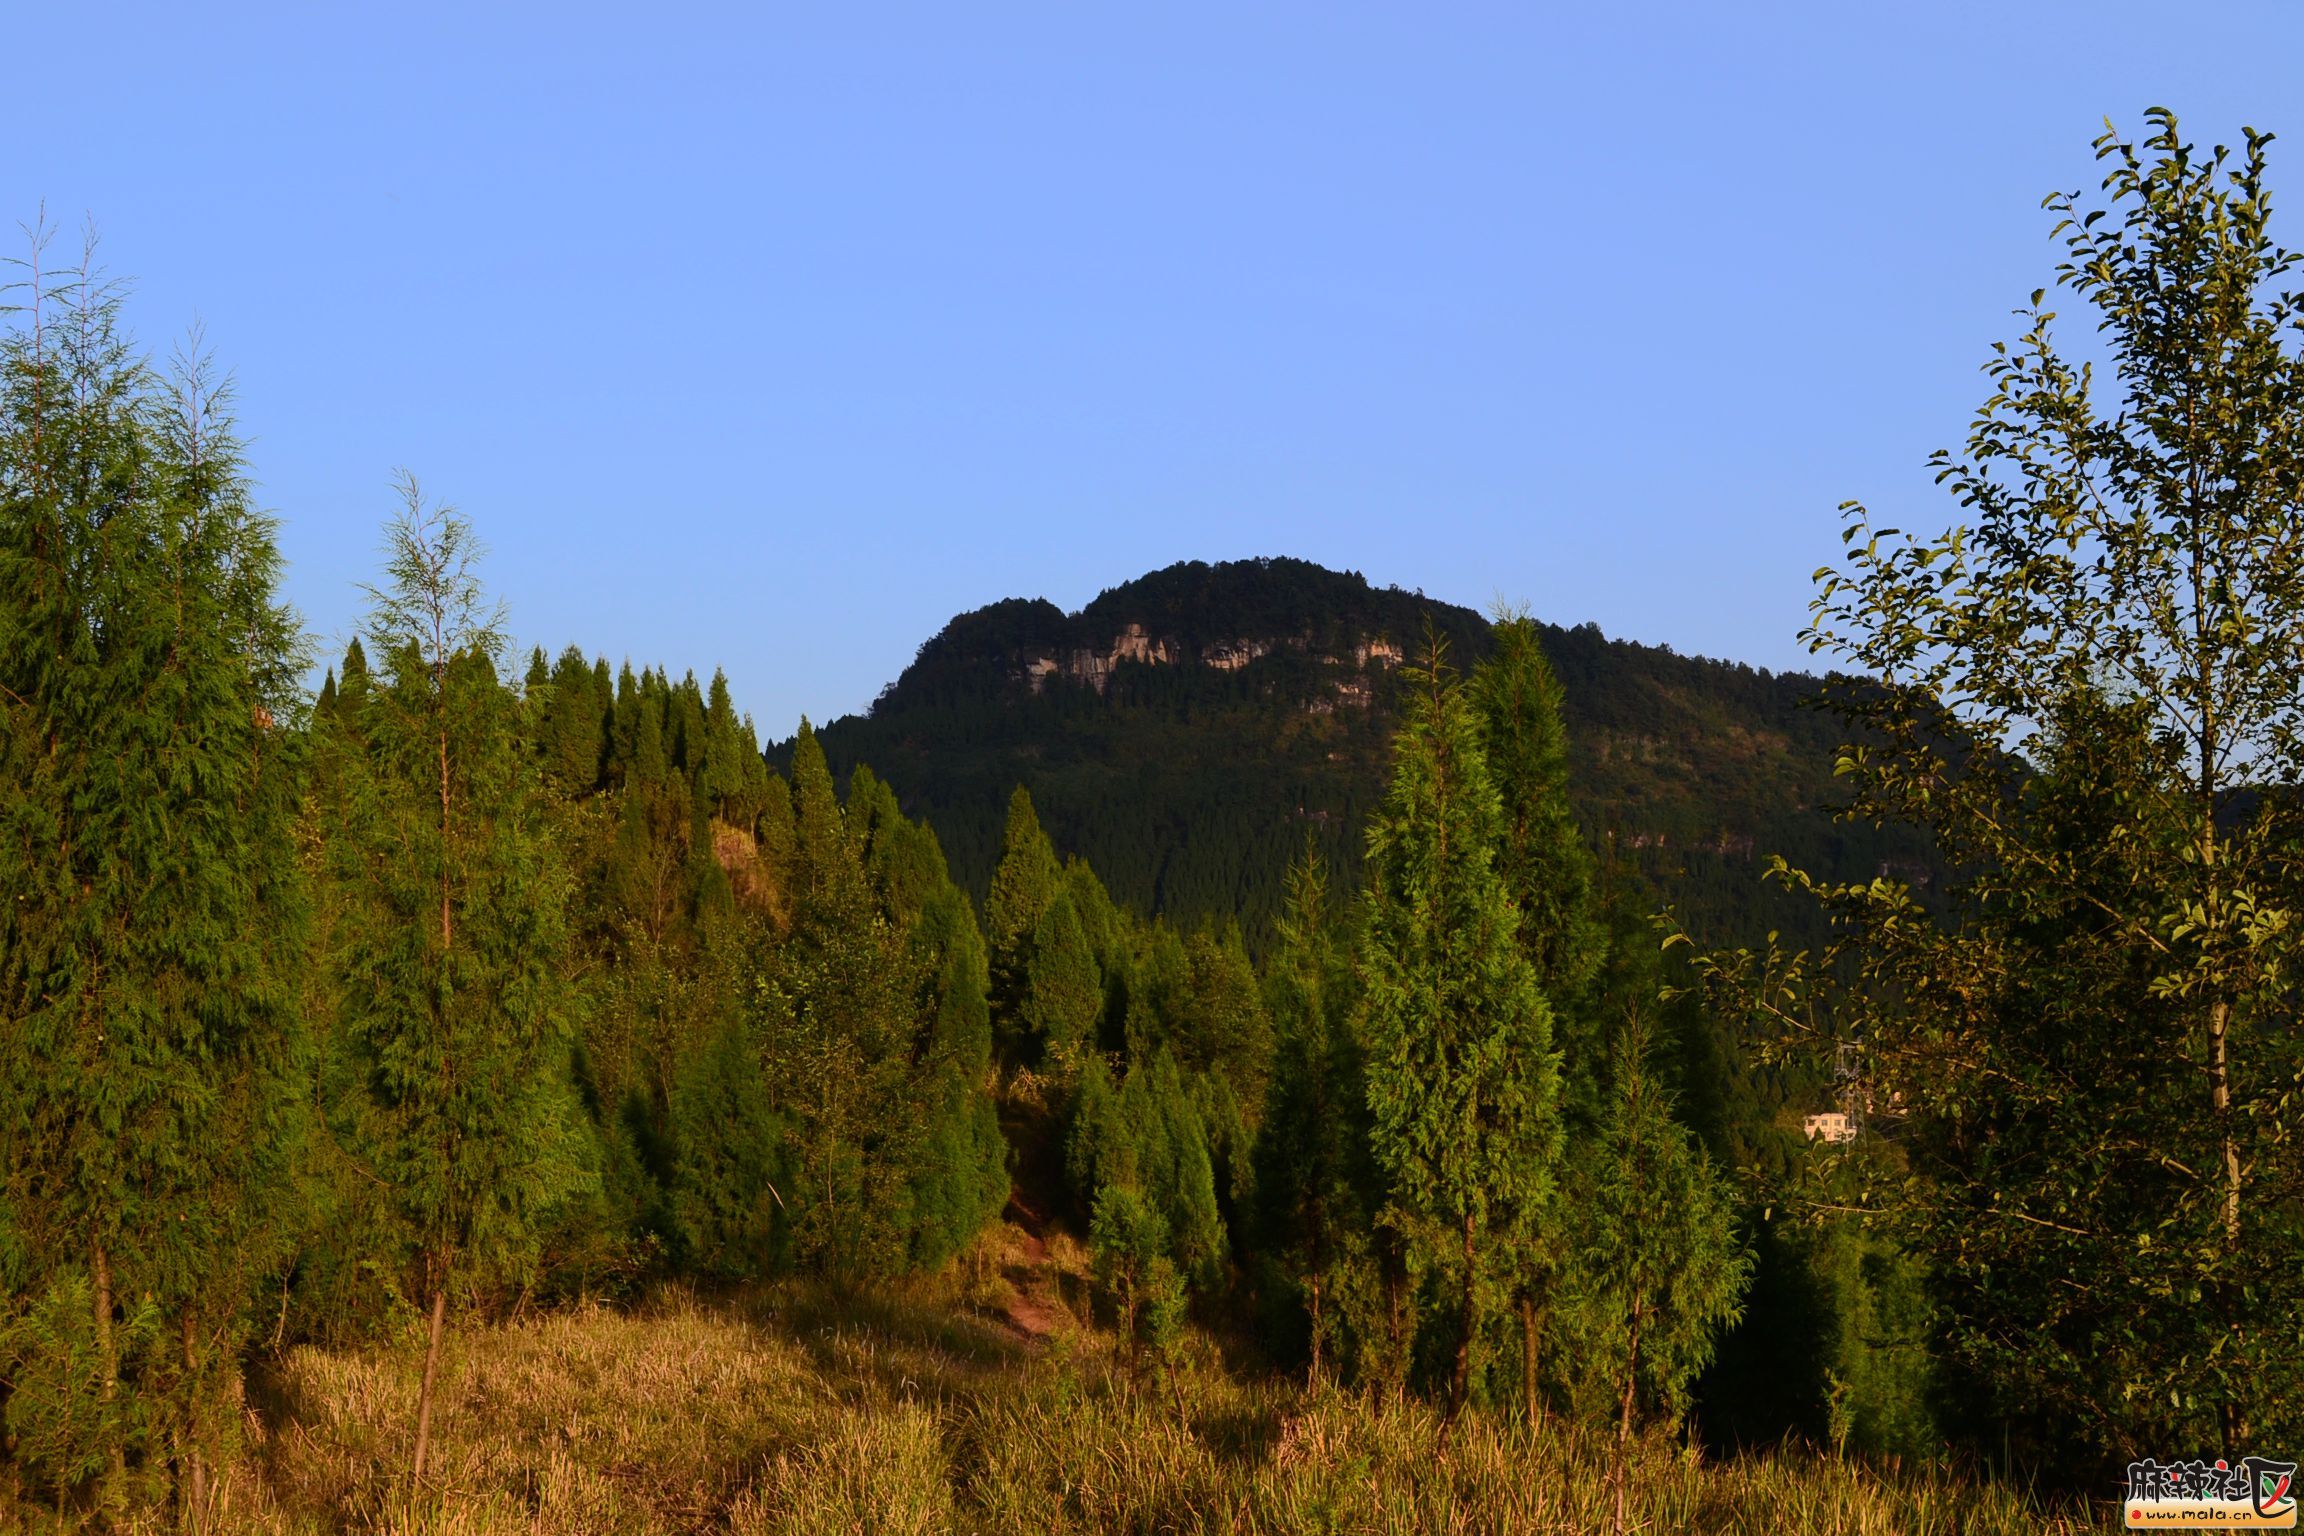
[974,614,1755,1509]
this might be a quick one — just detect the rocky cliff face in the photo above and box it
[1017,620,1404,695]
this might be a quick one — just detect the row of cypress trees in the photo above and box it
[983,611,1753,1475]
[0,255,1009,1522]
[0,238,1753,1525]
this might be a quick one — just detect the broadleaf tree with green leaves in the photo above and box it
[1708,110,2304,1465]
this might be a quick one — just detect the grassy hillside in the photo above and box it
[803,558,1931,948]
[142,1229,2088,1535]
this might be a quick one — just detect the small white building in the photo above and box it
[1803,1112,1856,1145]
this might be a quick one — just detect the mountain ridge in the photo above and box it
[799,556,1925,947]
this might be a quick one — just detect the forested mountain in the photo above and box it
[801,557,1931,948]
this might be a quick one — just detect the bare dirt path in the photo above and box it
[998,1189,1071,1344]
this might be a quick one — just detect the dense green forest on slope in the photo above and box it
[801,557,1935,950]
[0,266,1865,1519]
[12,113,2304,1530]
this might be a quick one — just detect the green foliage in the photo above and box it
[1473,610,1603,1002]
[744,724,1008,1279]
[852,764,950,927]
[1087,1184,1163,1347]
[1067,1053,1227,1290]
[667,1017,791,1279]
[324,487,595,1316]
[903,886,1010,1268]
[1356,646,1561,1408]
[1561,1018,1750,1433]
[1715,110,2304,1470]
[986,786,1063,1047]
[1807,1220,1937,1460]
[1252,846,1380,1381]
[0,236,310,1512]
[0,1274,160,1507]
[755,726,925,1275]
[541,643,608,796]
[1021,892,1102,1076]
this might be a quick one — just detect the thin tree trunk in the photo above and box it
[94,1239,125,1495]
[2211,995,2239,1240]
[1520,1293,1541,1434]
[1450,1210,1478,1417]
[412,1284,449,1485]
[1307,1275,1324,1389]
[2191,477,2237,1250]
[1615,1298,1643,1536]
[1385,1263,1404,1407]
[438,721,452,950]
[183,1312,209,1534]
[2212,990,2241,1452]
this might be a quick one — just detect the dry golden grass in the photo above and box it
[25,1230,2094,1535]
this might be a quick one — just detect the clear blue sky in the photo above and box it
[12,3,2303,734]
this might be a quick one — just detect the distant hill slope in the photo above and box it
[798,557,1928,948]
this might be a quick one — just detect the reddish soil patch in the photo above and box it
[998,1190,1070,1343]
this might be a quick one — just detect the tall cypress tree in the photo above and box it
[1471,613,1601,1024]
[758,725,923,1274]
[0,246,309,1519]
[985,785,1062,1048]
[666,1014,790,1279]
[1021,892,1102,1075]
[904,883,1009,1266]
[1563,1015,1748,1526]
[1357,644,1561,1414]
[697,668,746,817]
[0,246,311,1519]
[327,484,591,1485]
[543,644,603,796]
[1254,845,1377,1384]
[1470,611,1604,1422]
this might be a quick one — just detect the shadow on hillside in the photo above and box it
[729,1275,1030,1405]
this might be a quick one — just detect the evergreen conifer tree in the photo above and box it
[327,484,592,1485]
[0,246,309,1518]
[1254,846,1377,1383]
[1021,892,1102,1075]
[1068,1051,1226,1289]
[667,1015,790,1278]
[986,785,1062,1048]
[1471,614,1602,1027]
[1562,1015,1748,1526]
[1470,611,1606,1421]
[758,725,925,1274]
[1356,645,1561,1414]
[544,644,603,796]
[904,885,1009,1265]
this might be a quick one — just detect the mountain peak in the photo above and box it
[884,557,1486,713]
[807,555,1924,948]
